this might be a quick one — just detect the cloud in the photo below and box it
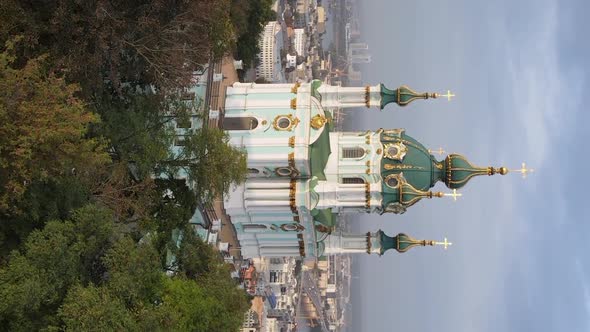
[501,1,584,166]
[575,258,590,317]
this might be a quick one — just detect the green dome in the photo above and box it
[444,154,508,189]
[378,230,436,255]
[380,129,444,191]
[380,84,438,109]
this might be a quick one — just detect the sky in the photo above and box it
[350,0,590,331]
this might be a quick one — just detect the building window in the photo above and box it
[272,114,299,131]
[342,147,365,159]
[248,168,260,175]
[174,136,187,146]
[222,117,259,130]
[175,118,192,129]
[341,177,365,184]
[243,224,268,231]
[181,91,195,100]
[275,167,294,177]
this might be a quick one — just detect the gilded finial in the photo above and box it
[428,147,446,155]
[509,162,534,178]
[442,189,462,201]
[433,237,453,250]
[439,90,455,101]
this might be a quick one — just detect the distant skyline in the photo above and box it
[351,0,590,331]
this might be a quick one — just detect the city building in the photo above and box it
[256,21,284,82]
[293,28,307,57]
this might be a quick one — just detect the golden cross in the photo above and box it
[428,147,446,155]
[434,237,453,250]
[511,162,534,179]
[444,189,462,201]
[440,90,455,101]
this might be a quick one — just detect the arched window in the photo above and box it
[342,147,365,159]
[341,177,365,184]
[222,117,259,130]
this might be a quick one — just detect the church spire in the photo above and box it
[319,229,451,256]
[380,84,447,109]
[443,154,509,189]
[378,231,452,255]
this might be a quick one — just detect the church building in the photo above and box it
[220,80,513,263]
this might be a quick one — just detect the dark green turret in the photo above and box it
[377,231,445,255]
[380,84,438,109]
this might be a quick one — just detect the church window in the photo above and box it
[384,174,402,189]
[272,114,299,131]
[341,177,365,184]
[248,168,260,175]
[383,142,408,160]
[275,167,293,177]
[342,147,365,159]
[277,117,291,129]
[222,117,259,130]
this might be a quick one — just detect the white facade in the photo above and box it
[293,29,306,56]
[222,80,389,261]
[256,21,284,82]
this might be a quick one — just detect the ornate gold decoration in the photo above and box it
[444,154,509,186]
[273,114,300,131]
[439,90,455,101]
[428,147,446,155]
[280,223,305,232]
[291,82,301,94]
[509,162,534,178]
[288,152,295,168]
[310,114,327,129]
[434,237,453,249]
[365,85,371,108]
[261,120,268,125]
[384,164,425,170]
[290,98,297,109]
[376,148,382,155]
[365,160,371,166]
[383,142,408,160]
[365,169,371,174]
[288,136,295,148]
[443,189,462,201]
[382,128,405,137]
[384,174,403,189]
[365,183,371,209]
[434,162,443,170]
[289,180,297,211]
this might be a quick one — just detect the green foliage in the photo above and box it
[158,127,248,204]
[0,204,249,331]
[59,285,138,332]
[231,0,277,68]
[0,2,252,330]
[0,205,116,330]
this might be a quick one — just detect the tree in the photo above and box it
[0,43,109,213]
[0,205,116,330]
[158,127,247,204]
[58,285,138,332]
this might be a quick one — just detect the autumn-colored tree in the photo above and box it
[0,42,109,213]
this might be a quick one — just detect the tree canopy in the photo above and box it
[0,205,249,331]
